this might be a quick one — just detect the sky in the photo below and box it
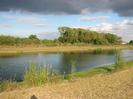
[0,0,133,41]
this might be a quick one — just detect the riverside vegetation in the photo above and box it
[0,27,123,46]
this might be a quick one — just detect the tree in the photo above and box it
[58,27,122,45]
[28,35,38,40]
[129,40,133,45]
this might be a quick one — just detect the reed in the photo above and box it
[23,63,48,86]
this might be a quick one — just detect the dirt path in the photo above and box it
[0,68,133,99]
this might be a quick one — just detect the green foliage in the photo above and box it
[0,35,21,45]
[93,48,103,54]
[0,35,41,45]
[72,59,133,78]
[71,60,77,73]
[129,40,133,45]
[24,63,48,86]
[0,27,122,46]
[28,35,38,40]
[58,27,122,45]
[42,39,59,46]
[114,51,125,69]
[72,67,111,77]
[0,35,58,46]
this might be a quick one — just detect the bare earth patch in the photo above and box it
[0,68,133,99]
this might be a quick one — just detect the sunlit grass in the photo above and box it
[0,45,132,56]
[0,80,19,92]
[23,63,48,86]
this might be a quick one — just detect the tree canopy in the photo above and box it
[0,35,41,45]
[58,27,122,45]
[129,40,133,45]
[28,35,38,40]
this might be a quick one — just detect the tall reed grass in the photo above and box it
[23,63,48,86]
[114,50,125,70]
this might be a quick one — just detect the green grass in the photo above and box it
[72,60,133,78]
[23,63,48,86]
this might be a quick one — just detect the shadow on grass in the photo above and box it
[31,95,38,99]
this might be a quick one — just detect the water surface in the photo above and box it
[0,49,133,81]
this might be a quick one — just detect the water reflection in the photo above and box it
[0,50,133,81]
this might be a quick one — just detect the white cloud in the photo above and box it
[88,19,133,41]
[0,24,12,28]
[2,15,47,24]
[2,15,15,19]
[32,24,48,27]
[122,19,133,25]
[80,16,109,22]
[17,16,47,23]
[89,23,113,32]
[38,32,59,39]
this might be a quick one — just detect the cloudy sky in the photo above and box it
[0,0,133,41]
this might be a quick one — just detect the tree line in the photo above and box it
[0,27,124,46]
[129,40,133,45]
[58,27,122,45]
[0,35,58,46]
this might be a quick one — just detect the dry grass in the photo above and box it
[0,45,132,55]
[0,67,133,99]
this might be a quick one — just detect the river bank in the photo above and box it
[0,45,132,56]
[0,64,133,99]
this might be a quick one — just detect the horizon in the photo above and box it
[0,0,133,41]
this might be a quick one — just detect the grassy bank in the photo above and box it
[72,61,131,78]
[0,62,133,99]
[72,52,131,77]
[0,45,132,56]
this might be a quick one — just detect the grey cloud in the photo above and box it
[0,0,80,14]
[109,0,133,16]
[0,0,133,16]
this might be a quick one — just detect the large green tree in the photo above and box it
[58,27,122,45]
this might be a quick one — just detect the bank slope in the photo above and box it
[0,67,133,99]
